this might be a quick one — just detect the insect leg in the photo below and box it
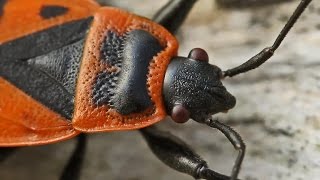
[204,119,245,180]
[222,0,312,78]
[153,0,198,34]
[59,134,86,180]
[140,125,240,180]
[0,148,17,162]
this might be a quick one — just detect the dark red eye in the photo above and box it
[187,48,209,62]
[171,104,190,123]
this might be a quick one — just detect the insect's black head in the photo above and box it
[163,48,236,123]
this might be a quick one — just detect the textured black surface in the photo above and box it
[0,0,6,17]
[40,5,69,19]
[27,39,84,94]
[0,17,92,60]
[112,30,163,114]
[163,58,236,122]
[0,18,91,119]
[0,60,74,119]
[93,29,163,115]
[100,30,124,67]
[93,71,118,106]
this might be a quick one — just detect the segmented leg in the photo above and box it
[153,0,198,34]
[59,134,87,180]
[140,126,241,180]
[205,119,245,180]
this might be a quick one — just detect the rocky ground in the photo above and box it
[0,0,319,180]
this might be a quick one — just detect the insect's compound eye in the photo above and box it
[188,48,209,63]
[171,104,190,123]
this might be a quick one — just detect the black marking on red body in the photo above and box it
[27,40,84,94]
[0,0,6,17]
[93,71,119,106]
[40,5,69,19]
[100,31,124,67]
[0,18,91,119]
[93,29,163,115]
[0,17,92,60]
[0,60,74,119]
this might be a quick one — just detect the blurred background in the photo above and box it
[0,0,319,179]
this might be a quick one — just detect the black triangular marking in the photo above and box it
[40,5,69,19]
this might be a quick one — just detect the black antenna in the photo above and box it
[223,0,312,78]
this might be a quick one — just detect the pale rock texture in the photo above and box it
[0,1,319,180]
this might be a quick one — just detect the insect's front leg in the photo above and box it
[205,119,245,180]
[140,125,241,180]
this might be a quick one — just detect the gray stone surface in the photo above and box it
[0,0,319,180]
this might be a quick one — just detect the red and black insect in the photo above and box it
[0,0,312,179]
